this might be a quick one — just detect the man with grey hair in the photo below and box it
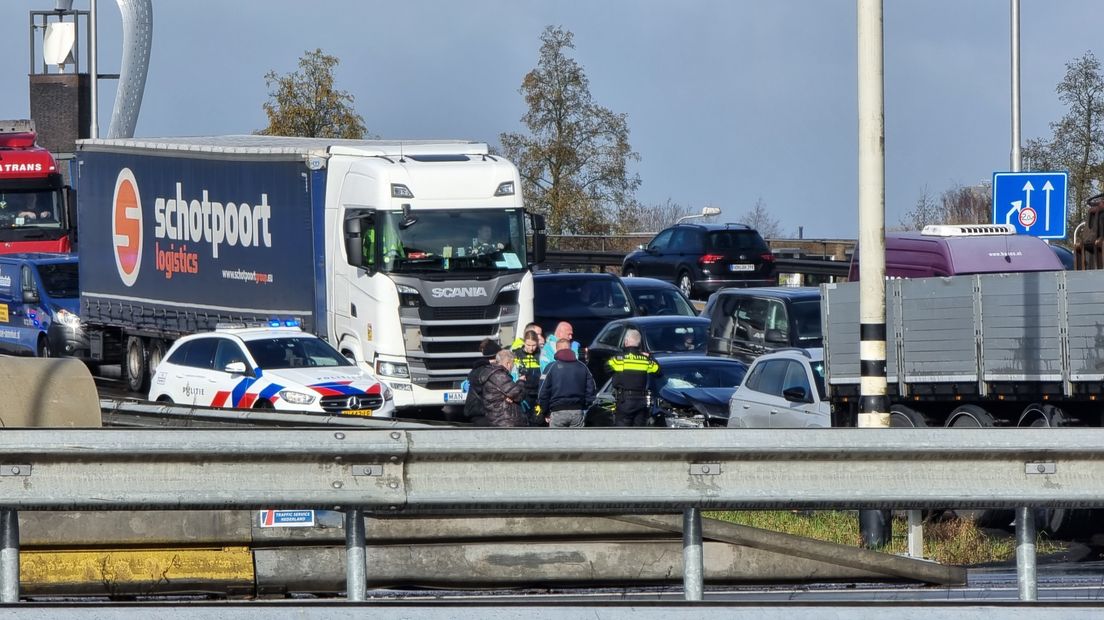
[482,349,528,427]
[608,328,660,427]
[538,338,595,427]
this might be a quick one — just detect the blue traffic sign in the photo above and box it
[992,171,1068,239]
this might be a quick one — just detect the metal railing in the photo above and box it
[3,427,1103,603]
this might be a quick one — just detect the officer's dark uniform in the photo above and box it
[512,344,543,424]
[607,347,660,427]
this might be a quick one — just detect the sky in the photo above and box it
[1,0,1100,239]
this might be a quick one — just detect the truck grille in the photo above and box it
[419,305,501,321]
[319,394,384,413]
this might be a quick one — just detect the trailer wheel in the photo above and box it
[125,336,149,394]
[1019,406,1088,538]
[147,339,168,376]
[946,404,1010,529]
[889,404,928,427]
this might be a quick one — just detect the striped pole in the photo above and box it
[857,0,891,548]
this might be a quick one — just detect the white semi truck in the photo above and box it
[76,136,545,409]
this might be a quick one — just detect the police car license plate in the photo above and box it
[444,391,465,402]
[729,264,754,272]
[342,409,373,417]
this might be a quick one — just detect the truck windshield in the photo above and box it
[374,209,528,274]
[37,263,78,299]
[0,189,63,232]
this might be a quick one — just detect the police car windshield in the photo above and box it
[244,336,353,369]
[377,209,527,274]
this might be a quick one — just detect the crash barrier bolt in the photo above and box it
[682,507,703,601]
[345,507,366,601]
[1016,506,1037,601]
[0,509,18,603]
[907,510,923,558]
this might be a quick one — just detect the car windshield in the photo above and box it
[705,230,768,253]
[641,322,708,352]
[535,279,633,318]
[791,300,823,346]
[631,288,696,317]
[244,336,354,369]
[810,359,827,399]
[656,362,747,391]
[374,209,527,274]
[37,262,77,299]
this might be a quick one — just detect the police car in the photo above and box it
[149,323,395,417]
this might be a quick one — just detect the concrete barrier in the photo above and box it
[0,357,99,427]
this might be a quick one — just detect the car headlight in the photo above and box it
[376,360,410,379]
[279,390,317,405]
[55,308,82,328]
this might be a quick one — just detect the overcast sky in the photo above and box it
[1,1,1100,238]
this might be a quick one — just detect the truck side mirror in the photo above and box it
[65,186,77,247]
[344,211,374,271]
[529,213,547,266]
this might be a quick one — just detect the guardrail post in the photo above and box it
[0,509,18,603]
[907,510,923,558]
[682,508,703,601]
[345,508,366,601]
[1016,506,1037,601]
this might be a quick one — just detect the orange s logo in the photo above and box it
[112,168,143,287]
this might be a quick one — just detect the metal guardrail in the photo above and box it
[542,251,851,278]
[98,399,442,429]
[2,427,1100,604]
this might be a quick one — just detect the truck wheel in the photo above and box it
[36,335,51,358]
[889,404,928,427]
[947,404,1010,529]
[125,336,149,394]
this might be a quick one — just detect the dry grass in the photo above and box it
[706,510,1066,566]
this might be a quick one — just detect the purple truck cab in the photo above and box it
[848,224,1064,280]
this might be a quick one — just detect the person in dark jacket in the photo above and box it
[463,338,501,426]
[607,328,660,427]
[512,329,543,425]
[482,349,528,427]
[538,339,596,427]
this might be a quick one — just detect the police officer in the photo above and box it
[512,329,543,424]
[607,328,660,427]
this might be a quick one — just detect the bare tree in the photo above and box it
[617,199,700,233]
[899,186,945,230]
[738,198,783,239]
[941,182,992,225]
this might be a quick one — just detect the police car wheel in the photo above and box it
[253,399,274,409]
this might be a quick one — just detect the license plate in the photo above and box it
[729,264,754,272]
[342,409,373,417]
[444,391,465,402]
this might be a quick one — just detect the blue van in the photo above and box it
[0,253,87,358]
[848,224,1063,280]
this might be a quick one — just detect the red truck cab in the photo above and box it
[0,120,75,254]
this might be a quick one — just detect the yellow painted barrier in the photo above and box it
[19,547,254,596]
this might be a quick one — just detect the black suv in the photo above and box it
[700,286,822,363]
[621,223,775,299]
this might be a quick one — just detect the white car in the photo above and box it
[727,348,829,428]
[149,325,395,417]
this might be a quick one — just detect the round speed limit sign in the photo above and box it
[1019,206,1037,228]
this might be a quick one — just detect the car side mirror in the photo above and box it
[765,329,787,344]
[782,386,810,403]
[224,361,248,375]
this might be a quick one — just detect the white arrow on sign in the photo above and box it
[1022,180,1034,214]
[1042,180,1054,230]
[1006,199,1022,226]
